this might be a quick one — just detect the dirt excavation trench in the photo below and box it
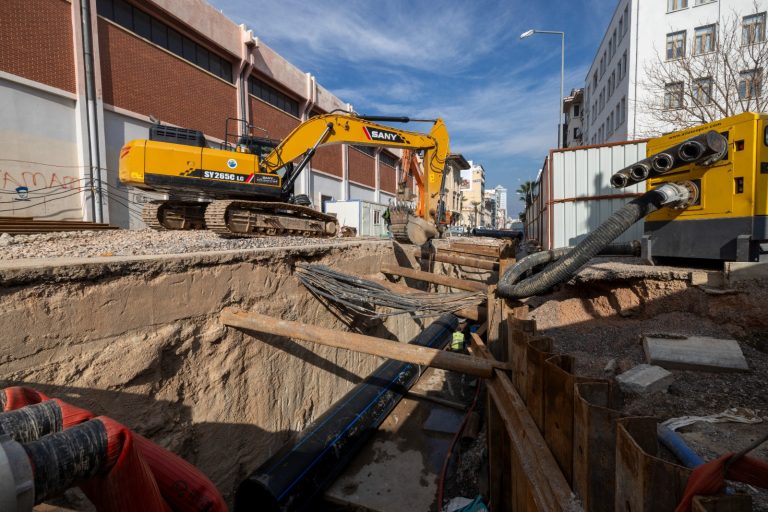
[0,240,433,506]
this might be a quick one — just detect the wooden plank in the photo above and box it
[414,248,499,271]
[379,263,488,292]
[470,332,576,510]
[221,308,512,378]
[449,242,502,258]
[439,248,500,262]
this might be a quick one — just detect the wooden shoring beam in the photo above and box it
[470,332,576,510]
[379,263,488,292]
[449,242,503,258]
[221,308,511,378]
[414,249,499,271]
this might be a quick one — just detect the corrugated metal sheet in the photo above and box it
[526,140,647,250]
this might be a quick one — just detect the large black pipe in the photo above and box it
[470,227,523,240]
[234,314,460,512]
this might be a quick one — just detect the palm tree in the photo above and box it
[516,181,534,208]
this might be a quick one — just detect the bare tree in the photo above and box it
[640,2,768,135]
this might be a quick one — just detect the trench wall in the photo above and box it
[0,240,425,501]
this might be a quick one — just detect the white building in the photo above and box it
[459,161,486,227]
[583,0,767,144]
[493,185,508,227]
[563,88,584,147]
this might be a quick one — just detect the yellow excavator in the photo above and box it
[118,113,451,244]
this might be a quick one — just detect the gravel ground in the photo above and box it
[529,273,768,509]
[0,230,374,260]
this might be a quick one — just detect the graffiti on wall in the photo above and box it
[2,169,80,193]
[1,169,82,216]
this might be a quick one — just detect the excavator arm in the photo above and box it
[259,114,450,224]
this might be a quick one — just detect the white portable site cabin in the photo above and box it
[324,200,390,237]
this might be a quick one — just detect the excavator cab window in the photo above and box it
[237,135,278,158]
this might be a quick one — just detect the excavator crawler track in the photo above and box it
[142,201,207,230]
[204,200,338,238]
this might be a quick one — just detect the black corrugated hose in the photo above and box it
[498,188,670,299]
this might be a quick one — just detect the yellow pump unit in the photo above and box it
[641,112,768,262]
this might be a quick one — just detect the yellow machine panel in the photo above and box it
[643,112,768,262]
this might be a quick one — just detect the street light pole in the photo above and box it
[520,29,565,149]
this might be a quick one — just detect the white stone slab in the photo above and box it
[616,364,674,394]
[643,335,749,372]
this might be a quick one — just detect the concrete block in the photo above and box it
[616,364,674,394]
[643,335,748,372]
[725,261,768,284]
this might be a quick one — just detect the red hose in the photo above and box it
[1,386,227,512]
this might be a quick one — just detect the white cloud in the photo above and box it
[224,0,523,73]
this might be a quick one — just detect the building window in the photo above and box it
[695,0,716,4]
[573,104,580,117]
[667,0,688,12]
[352,145,376,157]
[666,31,686,60]
[743,13,766,45]
[693,77,713,104]
[380,152,397,167]
[622,50,628,78]
[739,69,762,99]
[623,5,629,36]
[619,16,624,39]
[96,0,233,82]
[248,77,300,117]
[621,96,627,124]
[694,25,716,54]
[664,82,684,109]
[374,210,381,225]
[593,72,598,89]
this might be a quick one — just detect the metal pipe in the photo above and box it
[678,140,705,162]
[234,314,460,512]
[628,162,651,182]
[650,152,675,173]
[610,171,630,188]
[80,0,103,222]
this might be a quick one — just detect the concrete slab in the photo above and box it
[643,335,749,372]
[725,261,768,284]
[616,364,674,394]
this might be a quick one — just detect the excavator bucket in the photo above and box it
[390,211,438,245]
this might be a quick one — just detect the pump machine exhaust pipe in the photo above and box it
[610,130,728,188]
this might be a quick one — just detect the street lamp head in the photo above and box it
[520,29,535,39]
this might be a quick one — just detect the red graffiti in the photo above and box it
[1,170,79,191]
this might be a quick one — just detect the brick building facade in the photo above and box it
[0,0,400,227]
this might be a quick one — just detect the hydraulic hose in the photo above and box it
[497,184,689,299]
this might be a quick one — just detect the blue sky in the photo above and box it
[211,0,615,217]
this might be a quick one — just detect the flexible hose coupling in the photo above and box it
[653,181,697,209]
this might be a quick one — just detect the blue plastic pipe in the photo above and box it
[657,424,704,468]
